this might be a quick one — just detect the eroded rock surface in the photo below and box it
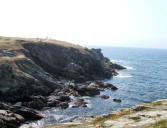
[0,36,125,127]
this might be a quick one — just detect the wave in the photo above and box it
[116,73,133,78]
[110,59,134,70]
[124,66,133,70]
[110,59,124,63]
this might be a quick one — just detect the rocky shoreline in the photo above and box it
[42,99,167,128]
[0,36,126,128]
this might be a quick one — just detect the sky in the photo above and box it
[0,0,167,49]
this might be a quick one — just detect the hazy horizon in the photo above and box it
[0,0,167,49]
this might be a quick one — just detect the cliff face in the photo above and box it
[0,36,126,128]
[21,41,113,82]
[0,36,124,103]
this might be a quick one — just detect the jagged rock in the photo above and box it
[10,106,44,120]
[22,95,47,109]
[103,83,118,90]
[0,110,25,128]
[110,63,126,70]
[0,102,12,110]
[76,85,100,96]
[132,105,148,111]
[72,99,87,108]
[47,100,60,107]
[0,102,43,128]
[113,99,122,103]
[100,95,110,99]
[58,102,69,109]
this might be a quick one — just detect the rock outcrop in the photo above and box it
[0,36,126,127]
[0,36,124,104]
[0,102,43,128]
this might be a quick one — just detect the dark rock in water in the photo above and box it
[94,81,118,90]
[132,105,148,111]
[76,85,100,96]
[72,99,87,108]
[110,63,126,70]
[113,99,122,103]
[100,95,110,99]
[47,100,60,107]
[103,83,118,90]
[53,95,71,102]
[58,102,69,109]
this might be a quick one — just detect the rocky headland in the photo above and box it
[0,36,126,128]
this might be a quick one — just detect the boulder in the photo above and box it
[10,106,44,120]
[132,105,148,111]
[113,99,122,103]
[58,102,69,109]
[76,85,100,96]
[100,95,110,99]
[0,110,25,128]
[72,99,87,108]
[110,63,126,70]
[22,95,47,110]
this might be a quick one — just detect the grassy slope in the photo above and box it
[0,36,86,51]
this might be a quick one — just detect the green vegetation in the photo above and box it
[157,114,162,117]
[0,36,88,54]
[91,111,129,127]
[129,116,141,122]
[150,120,167,128]
[152,101,163,106]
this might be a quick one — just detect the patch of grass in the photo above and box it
[157,114,162,117]
[148,116,153,118]
[149,120,167,128]
[129,116,141,122]
[91,111,129,127]
[152,101,163,106]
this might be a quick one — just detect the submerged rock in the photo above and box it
[100,95,110,99]
[113,99,122,103]
[72,99,88,108]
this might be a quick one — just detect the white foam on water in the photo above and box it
[124,66,134,70]
[110,59,123,63]
[116,73,133,78]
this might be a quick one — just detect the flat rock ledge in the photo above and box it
[42,99,167,128]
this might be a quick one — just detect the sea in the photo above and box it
[20,46,167,128]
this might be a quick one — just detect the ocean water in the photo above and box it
[21,47,167,128]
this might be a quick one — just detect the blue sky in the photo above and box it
[0,0,167,49]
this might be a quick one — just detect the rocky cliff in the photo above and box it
[0,36,125,102]
[0,36,125,128]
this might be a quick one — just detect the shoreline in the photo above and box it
[41,99,167,128]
